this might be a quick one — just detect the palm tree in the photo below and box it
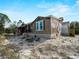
[0,13,11,34]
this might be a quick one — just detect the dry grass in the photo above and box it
[0,35,19,59]
[0,45,20,59]
[27,35,79,59]
[0,35,6,43]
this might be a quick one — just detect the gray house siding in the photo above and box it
[61,22,70,36]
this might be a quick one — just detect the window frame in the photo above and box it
[36,20,43,31]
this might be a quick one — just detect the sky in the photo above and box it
[0,0,79,23]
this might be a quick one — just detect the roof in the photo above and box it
[18,15,64,28]
[62,22,70,24]
[31,15,59,24]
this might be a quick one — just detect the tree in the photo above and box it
[59,17,64,21]
[0,13,11,34]
[70,22,75,36]
[74,21,79,34]
[17,20,23,27]
[9,21,17,34]
[5,20,24,34]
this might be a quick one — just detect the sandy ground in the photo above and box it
[4,35,79,59]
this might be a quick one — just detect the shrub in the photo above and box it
[0,45,19,59]
[35,37,40,41]
[26,38,34,42]
[75,28,79,34]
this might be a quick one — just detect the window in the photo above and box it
[36,22,39,30]
[36,20,43,31]
[40,21,43,30]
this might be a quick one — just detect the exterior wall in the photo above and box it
[31,17,51,34]
[26,33,52,39]
[61,22,70,36]
[17,16,63,38]
[30,16,61,38]
[51,17,62,37]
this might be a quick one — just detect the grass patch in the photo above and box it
[0,44,19,59]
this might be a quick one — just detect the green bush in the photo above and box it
[26,38,34,42]
[75,28,79,34]
[70,21,79,35]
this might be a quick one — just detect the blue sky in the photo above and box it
[0,0,79,23]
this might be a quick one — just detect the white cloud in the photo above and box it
[0,0,79,24]
[37,1,52,9]
[76,0,79,4]
[0,10,35,23]
[37,0,79,21]
[48,4,70,14]
[36,1,71,16]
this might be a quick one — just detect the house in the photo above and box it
[17,15,63,38]
[17,15,76,38]
[61,22,75,36]
[16,23,32,35]
[61,22,70,36]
